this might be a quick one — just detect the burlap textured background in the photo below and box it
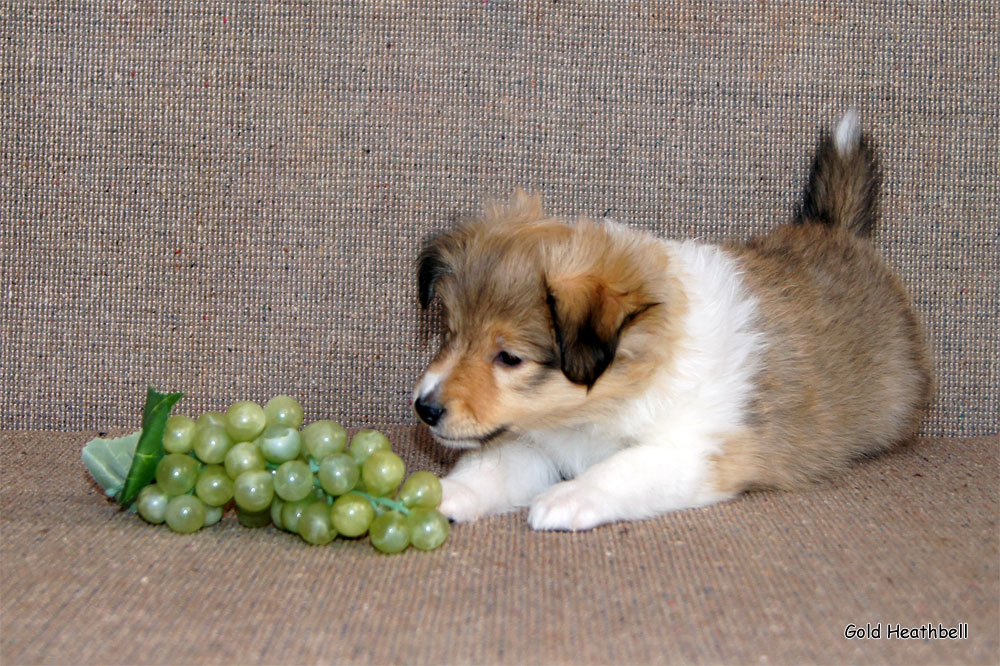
[2,2,998,435]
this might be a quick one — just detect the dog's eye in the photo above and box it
[495,351,523,368]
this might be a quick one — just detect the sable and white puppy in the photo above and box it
[413,112,933,531]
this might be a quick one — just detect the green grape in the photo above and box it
[233,469,274,512]
[224,441,267,479]
[280,497,316,534]
[407,507,450,551]
[259,425,301,464]
[274,459,314,502]
[136,484,169,524]
[225,400,267,442]
[163,415,197,454]
[361,450,406,497]
[298,501,336,545]
[349,429,392,464]
[317,453,359,496]
[155,453,200,496]
[237,507,272,528]
[264,395,304,429]
[302,420,347,460]
[331,493,375,537]
[397,470,443,509]
[192,425,234,464]
[270,497,286,530]
[203,504,224,527]
[165,495,206,534]
[195,464,235,506]
[369,511,410,554]
[196,411,227,429]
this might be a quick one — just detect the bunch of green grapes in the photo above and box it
[134,395,449,553]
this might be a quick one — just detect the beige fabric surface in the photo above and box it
[2,2,998,436]
[1,430,997,665]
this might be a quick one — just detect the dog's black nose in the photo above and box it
[414,396,445,427]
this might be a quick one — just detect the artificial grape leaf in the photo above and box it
[82,431,141,497]
[115,385,184,507]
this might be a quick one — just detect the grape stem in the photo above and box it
[354,491,410,516]
[308,477,411,514]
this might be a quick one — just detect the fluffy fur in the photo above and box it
[413,113,933,531]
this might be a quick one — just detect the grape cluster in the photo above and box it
[134,395,449,553]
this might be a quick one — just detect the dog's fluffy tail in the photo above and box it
[797,110,879,237]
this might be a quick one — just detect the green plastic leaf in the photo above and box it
[82,431,141,498]
[116,385,184,507]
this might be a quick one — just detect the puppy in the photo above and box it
[413,112,933,531]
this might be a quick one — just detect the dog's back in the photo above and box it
[717,113,934,493]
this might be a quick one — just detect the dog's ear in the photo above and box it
[417,238,451,309]
[546,276,643,388]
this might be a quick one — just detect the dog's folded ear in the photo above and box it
[546,276,653,389]
[546,279,613,388]
[417,240,449,309]
[544,220,660,389]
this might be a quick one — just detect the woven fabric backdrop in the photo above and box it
[2,2,998,435]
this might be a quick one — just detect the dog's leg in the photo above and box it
[439,440,559,522]
[527,436,733,531]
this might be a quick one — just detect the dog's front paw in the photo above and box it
[528,480,611,531]
[438,478,488,523]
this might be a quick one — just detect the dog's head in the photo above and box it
[412,191,666,448]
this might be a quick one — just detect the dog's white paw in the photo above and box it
[528,479,610,531]
[437,478,487,523]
